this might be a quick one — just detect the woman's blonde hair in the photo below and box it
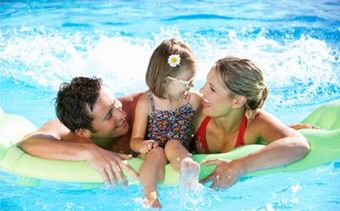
[145,39,196,98]
[214,56,268,110]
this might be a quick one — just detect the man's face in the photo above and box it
[89,89,129,139]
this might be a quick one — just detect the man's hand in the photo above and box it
[139,140,159,154]
[201,159,245,189]
[85,144,139,185]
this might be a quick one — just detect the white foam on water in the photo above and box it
[0,26,338,104]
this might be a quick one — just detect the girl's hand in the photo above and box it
[139,140,159,154]
[201,159,245,189]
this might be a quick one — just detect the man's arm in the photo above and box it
[19,119,89,159]
[18,120,138,184]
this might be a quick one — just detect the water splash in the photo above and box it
[0,26,338,111]
[178,183,205,210]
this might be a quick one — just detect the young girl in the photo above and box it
[130,39,202,208]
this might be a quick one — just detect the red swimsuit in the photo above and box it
[193,116,248,153]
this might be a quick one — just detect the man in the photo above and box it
[18,77,141,184]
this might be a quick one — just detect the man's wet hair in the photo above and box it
[55,76,102,132]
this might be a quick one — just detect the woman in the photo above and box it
[193,56,310,189]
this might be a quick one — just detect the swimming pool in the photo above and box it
[1,0,339,210]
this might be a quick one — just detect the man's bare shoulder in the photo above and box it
[118,92,143,105]
[118,92,143,128]
[24,119,71,141]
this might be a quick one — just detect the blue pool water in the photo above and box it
[1,0,339,210]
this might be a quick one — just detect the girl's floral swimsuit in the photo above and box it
[146,92,195,149]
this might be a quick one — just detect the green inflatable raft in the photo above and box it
[0,101,339,186]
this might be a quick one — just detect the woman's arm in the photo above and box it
[130,93,158,153]
[238,111,310,169]
[202,111,310,188]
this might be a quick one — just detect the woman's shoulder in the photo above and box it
[247,110,299,144]
[248,111,279,130]
[251,111,281,125]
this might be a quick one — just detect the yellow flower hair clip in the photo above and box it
[168,54,181,68]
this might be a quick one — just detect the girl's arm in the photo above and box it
[130,93,158,153]
[202,111,310,188]
[188,91,203,111]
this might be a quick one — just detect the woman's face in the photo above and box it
[200,69,236,117]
